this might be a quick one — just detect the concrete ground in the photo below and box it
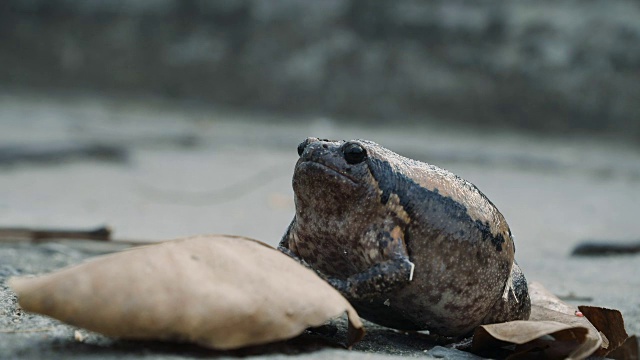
[1,91,639,359]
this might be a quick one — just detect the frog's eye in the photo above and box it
[342,142,367,164]
[297,139,310,156]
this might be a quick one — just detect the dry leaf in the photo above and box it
[578,306,635,357]
[8,234,364,350]
[607,335,639,360]
[472,282,602,360]
[528,281,602,359]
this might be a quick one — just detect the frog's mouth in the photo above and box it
[297,161,358,185]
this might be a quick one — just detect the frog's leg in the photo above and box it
[277,219,295,252]
[482,261,531,324]
[278,219,316,271]
[327,224,414,300]
[279,219,414,300]
[326,257,414,300]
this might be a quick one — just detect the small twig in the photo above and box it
[557,293,594,302]
[0,226,159,247]
[0,226,112,243]
[571,241,640,256]
[0,143,128,167]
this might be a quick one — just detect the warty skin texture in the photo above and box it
[279,138,530,337]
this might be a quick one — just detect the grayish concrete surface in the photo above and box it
[0,240,445,359]
[1,92,639,358]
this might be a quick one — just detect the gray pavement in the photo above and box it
[1,92,639,358]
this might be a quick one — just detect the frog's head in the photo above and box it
[292,137,399,233]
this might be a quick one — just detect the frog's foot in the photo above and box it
[482,261,531,324]
[326,258,415,300]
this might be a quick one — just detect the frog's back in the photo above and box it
[364,146,513,252]
[363,146,527,335]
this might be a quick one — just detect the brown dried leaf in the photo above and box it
[578,306,634,357]
[528,281,602,359]
[472,282,602,360]
[9,234,364,350]
[607,335,639,360]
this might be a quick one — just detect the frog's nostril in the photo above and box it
[322,144,328,149]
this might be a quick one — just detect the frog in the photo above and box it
[278,137,531,337]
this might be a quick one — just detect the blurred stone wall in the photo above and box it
[1,0,639,136]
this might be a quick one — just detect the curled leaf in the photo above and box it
[578,306,634,357]
[607,335,638,360]
[9,235,364,349]
[472,282,603,360]
[528,281,602,359]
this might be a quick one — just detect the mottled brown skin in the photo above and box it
[279,138,531,337]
